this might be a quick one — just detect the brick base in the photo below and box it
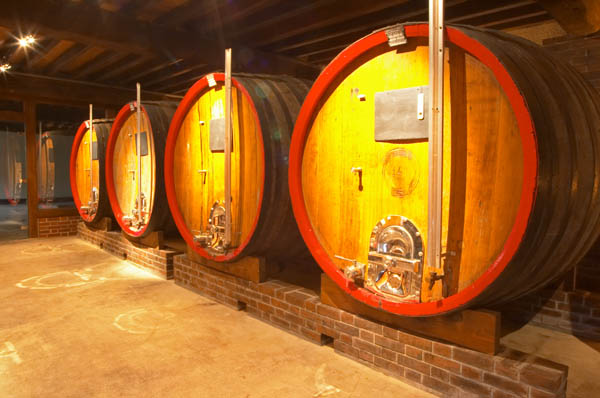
[38,216,80,237]
[174,254,568,398]
[499,287,600,340]
[77,222,179,279]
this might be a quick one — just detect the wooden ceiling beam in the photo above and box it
[536,0,600,36]
[97,0,133,13]
[144,63,207,88]
[273,0,536,57]
[15,38,56,69]
[454,4,547,27]
[229,0,338,38]
[234,0,412,47]
[62,46,106,73]
[74,51,128,79]
[482,13,553,30]
[297,43,350,60]
[119,58,184,85]
[448,0,537,23]
[268,0,458,53]
[153,1,215,27]
[99,55,156,82]
[156,68,210,93]
[152,69,214,93]
[45,43,89,75]
[306,48,347,66]
[201,0,280,32]
[0,0,319,78]
[137,0,190,22]
[0,71,179,107]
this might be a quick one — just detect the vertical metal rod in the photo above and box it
[427,0,444,271]
[136,82,142,224]
[38,121,42,198]
[224,48,233,247]
[89,104,93,203]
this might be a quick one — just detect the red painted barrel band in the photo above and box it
[105,103,153,237]
[288,24,538,316]
[70,121,94,223]
[164,73,266,261]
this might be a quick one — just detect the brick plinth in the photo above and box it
[174,254,568,398]
[77,222,179,279]
[38,216,80,237]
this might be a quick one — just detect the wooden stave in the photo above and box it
[288,23,600,315]
[234,75,312,259]
[70,120,114,226]
[166,73,312,261]
[106,102,178,239]
[460,27,573,305]
[462,26,600,305]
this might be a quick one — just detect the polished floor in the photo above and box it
[0,203,27,242]
[0,237,435,397]
[503,323,600,398]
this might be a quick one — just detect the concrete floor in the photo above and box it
[0,203,27,242]
[502,324,600,398]
[0,237,435,398]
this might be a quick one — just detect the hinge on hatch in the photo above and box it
[385,25,407,47]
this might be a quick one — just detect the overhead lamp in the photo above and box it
[18,35,36,48]
[0,63,11,73]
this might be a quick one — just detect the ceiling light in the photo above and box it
[0,63,11,73]
[18,35,35,47]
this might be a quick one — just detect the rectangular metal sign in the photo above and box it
[374,86,429,142]
[210,118,226,152]
[134,131,149,156]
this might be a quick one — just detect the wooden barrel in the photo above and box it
[70,119,114,226]
[288,23,600,316]
[105,101,177,238]
[39,130,74,205]
[165,73,311,261]
[0,130,25,205]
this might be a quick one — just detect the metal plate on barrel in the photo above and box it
[134,131,149,156]
[374,86,429,142]
[92,141,98,160]
[210,118,225,152]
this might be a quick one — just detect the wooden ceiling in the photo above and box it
[0,0,556,97]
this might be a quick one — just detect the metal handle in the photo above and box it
[197,169,208,184]
[351,167,363,191]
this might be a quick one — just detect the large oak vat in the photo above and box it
[105,101,177,239]
[288,23,600,316]
[70,119,114,226]
[165,73,310,261]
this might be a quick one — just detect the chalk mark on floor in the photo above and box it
[113,308,176,334]
[0,342,22,365]
[314,364,341,397]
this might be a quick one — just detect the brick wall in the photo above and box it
[37,216,80,237]
[77,222,178,279]
[500,285,600,340]
[174,254,568,398]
